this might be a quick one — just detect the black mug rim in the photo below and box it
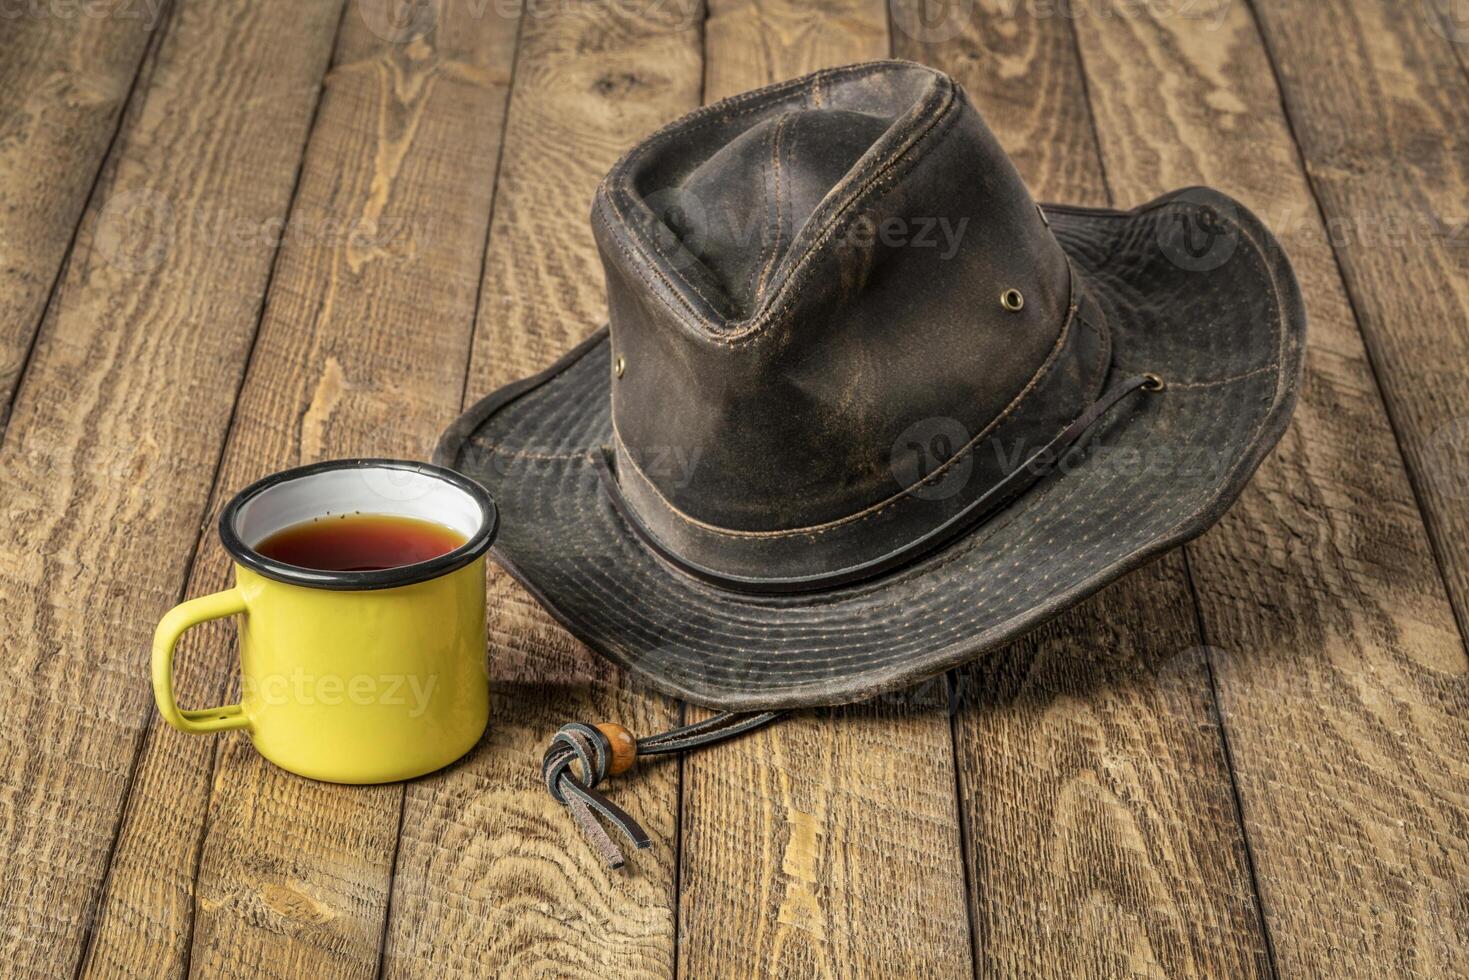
[218,458,498,591]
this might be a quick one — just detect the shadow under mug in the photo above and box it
[151,459,497,783]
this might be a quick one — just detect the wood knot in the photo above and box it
[592,72,643,98]
[258,882,336,925]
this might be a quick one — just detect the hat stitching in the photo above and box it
[611,88,958,345]
[596,63,931,278]
[534,454,1181,665]
[594,73,865,322]
[557,444,1177,635]
[560,433,1196,665]
[607,295,1092,539]
[487,198,1275,612]
[619,376,1278,674]
[595,85,953,331]
[596,94,962,349]
[458,196,1292,697]
[588,200,1286,613]
[629,62,903,156]
[738,121,780,303]
[597,69,958,344]
[606,60,938,189]
[753,110,795,305]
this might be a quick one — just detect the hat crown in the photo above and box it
[591,61,1111,585]
[668,105,892,319]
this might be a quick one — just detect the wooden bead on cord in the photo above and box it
[594,723,638,775]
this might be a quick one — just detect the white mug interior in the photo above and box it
[231,464,488,550]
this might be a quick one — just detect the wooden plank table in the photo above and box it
[1,0,1464,976]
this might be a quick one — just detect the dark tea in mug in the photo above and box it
[255,513,466,572]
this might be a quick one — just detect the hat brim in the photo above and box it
[436,188,1305,710]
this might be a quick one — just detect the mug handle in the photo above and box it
[152,589,251,734]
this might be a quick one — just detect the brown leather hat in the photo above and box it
[438,60,1305,710]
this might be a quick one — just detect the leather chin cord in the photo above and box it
[542,712,785,868]
[541,372,1163,869]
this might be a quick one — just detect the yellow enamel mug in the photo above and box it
[151,459,496,783]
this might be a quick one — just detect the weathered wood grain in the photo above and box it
[0,0,343,975]
[378,3,703,977]
[0,0,164,432]
[1428,0,1469,77]
[681,691,973,978]
[1072,0,1469,975]
[1285,2,1469,622]
[702,0,888,95]
[674,3,972,977]
[894,4,1272,975]
[952,561,1273,978]
[1261,0,1469,638]
[0,3,1460,977]
[891,0,1105,204]
[75,3,520,977]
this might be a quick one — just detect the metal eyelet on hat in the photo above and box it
[614,356,626,378]
[1000,288,1024,312]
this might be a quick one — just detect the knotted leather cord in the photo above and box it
[543,712,784,868]
[544,372,1163,868]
